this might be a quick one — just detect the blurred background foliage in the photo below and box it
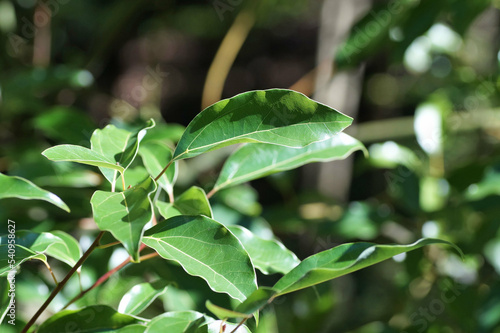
[1,0,500,332]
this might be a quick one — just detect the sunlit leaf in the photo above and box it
[273,238,462,295]
[156,186,212,219]
[145,311,212,333]
[37,305,143,333]
[142,215,257,302]
[173,89,352,161]
[0,173,69,212]
[91,120,155,184]
[91,177,157,262]
[118,280,169,315]
[205,300,249,320]
[228,226,300,275]
[213,133,366,192]
[42,144,123,173]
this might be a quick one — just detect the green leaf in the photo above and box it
[156,186,212,219]
[197,320,252,333]
[40,230,82,267]
[235,287,277,315]
[213,133,366,192]
[146,311,212,333]
[118,280,170,315]
[42,144,123,173]
[0,173,69,212]
[142,215,257,302]
[91,176,157,262]
[0,231,81,275]
[115,325,147,333]
[228,226,300,275]
[273,238,463,296]
[139,141,178,196]
[37,305,143,333]
[205,300,249,320]
[91,120,155,184]
[173,89,352,161]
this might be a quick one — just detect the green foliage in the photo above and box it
[0,88,462,332]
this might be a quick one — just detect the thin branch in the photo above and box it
[230,317,248,333]
[61,243,147,310]
[154,160,172,182]
[22,231,105,333]
[206,188,217,199]
[41,260,58,285]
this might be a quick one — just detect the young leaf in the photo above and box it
[213,133,366,192]
[228,226,300,275]
[91,177,157,262]
[146,311,212,333]
[156,186,212,219]
[0,173,70,212]
[91,120,155,184]
[37,305,143,333]
[118,280,170,315]
[0,231,81,275]
[142,215,257,302]
[173,89,352,161]
[42,144,124,174]
[273,238,463,296]
[139,141,178,196]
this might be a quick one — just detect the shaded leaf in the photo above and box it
[145,311,212,333]
[205,300,249,320]
[142,215,257,302]
[156,186,212,219]
[173,89,352,161]
[115,325,147,333]
[91,177,157,262]
[0,231,81,275]
[37,305,143,333]
[91,120,155,184]
[273,238,462,295]
[139,141,177,196]
[213,133,366,192]
[228,226,300,275]
[118,280,170,315]
[0,173,69,212]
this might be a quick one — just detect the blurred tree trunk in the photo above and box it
[303,0,371,201]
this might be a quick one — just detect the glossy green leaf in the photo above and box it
[37,305,143,333]
[118,280,170,315]
[273,238,462,296]
[0,173,69,212]
[213,133,366,192]
[145,311,212,333]
[91,177,157,262]
[0,231,81,275]
[139,141,178,196]
[42,144,123,173]
[142,215,257,302]
[156,186,212,219]
[173,89,352,161]
[197,320,251,333]
[228,226,300,275]
[91,120,155,184]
